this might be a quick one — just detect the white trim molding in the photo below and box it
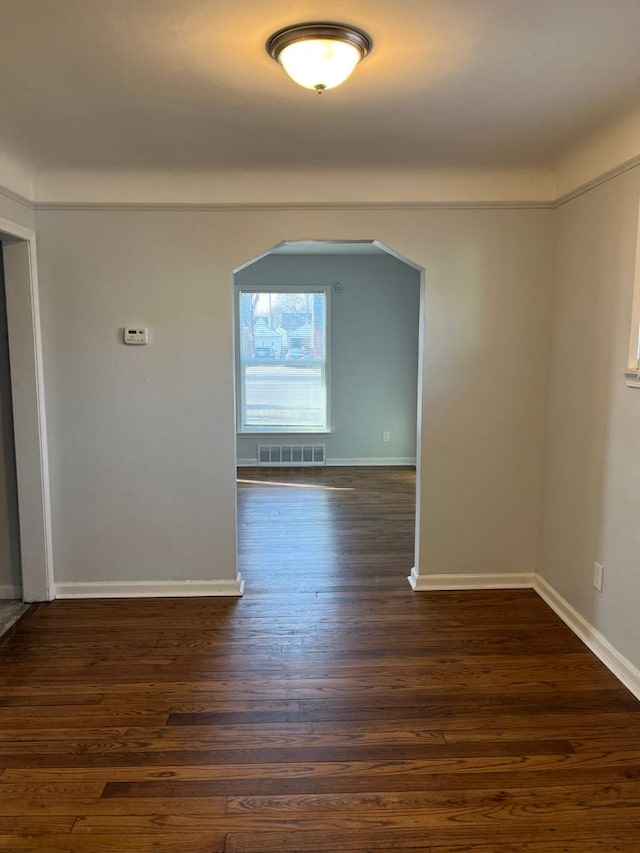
[327,457,416,467]
[408,569,534,590]
[33,167,556,208]
[1,156,637,213]
[34,199,556,212]
[55,575,245,599]
[17,158,639,213]
[554,154,640,208]
[0,584,22,599]
[534,575,640,702]
[0,218,54,602]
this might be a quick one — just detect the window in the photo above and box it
[236,287,329,432]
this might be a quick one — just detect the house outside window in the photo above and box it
[236,287,330,432]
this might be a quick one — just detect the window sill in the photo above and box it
[624,367,640,388]
[237,428,332,436]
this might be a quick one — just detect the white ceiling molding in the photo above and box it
[2,156,639,213]
[555,155,640,209]
[32,167,556,207]
[555,104,640,201]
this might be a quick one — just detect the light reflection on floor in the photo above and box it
[236,475,343,582]
[237,477,353,491]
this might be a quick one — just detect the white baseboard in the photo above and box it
[327,457,416,467]
[408,568,534,590]
[238,457,416,467]
[534,575,640,701]
[55,574,245,599]
[0,584,22,599]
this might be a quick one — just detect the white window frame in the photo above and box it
[625,203,640,388]
[234,284,331,434]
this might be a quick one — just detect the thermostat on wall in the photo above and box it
[123,327,149,345]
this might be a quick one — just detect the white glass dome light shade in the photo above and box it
[278,38,361,92]
[267,23,372,94]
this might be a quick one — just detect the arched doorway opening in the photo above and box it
[232,239,424,594]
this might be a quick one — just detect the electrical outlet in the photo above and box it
[593,562,604,592]
[382,431,391,443]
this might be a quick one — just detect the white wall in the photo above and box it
[35,167,556,206]
[235,252,421,464]
[35,211,238,589]
[34,205,552,590]
[541,165,640,672]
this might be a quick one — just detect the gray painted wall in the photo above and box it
[33,205,551,588]
[541,166,640,672]
[235,253,421,464]
[0,246,21,593]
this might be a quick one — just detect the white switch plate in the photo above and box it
[123,327,149,345]
[593,562,604,592]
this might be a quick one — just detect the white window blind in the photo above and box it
[237,288,329,431]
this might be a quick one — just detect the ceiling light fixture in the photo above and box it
[266,22,372,94]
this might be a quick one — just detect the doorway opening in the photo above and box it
[232,240,424,594]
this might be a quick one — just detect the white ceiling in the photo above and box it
[1,0,640,175]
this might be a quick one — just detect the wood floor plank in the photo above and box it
[0,725,446,750]
[1,467,639,852]
[0,781,106,798]
[0,739,574,769]
[99,759,640,796]
[221,781,640,817]
[6,741,640,785]
[223,824,640,852]
[166,688,638,728]
[0,834,226,852]
[432,844,640,853]
[0,713,171,730]
[70,791,640,831]
[0,796,227,816]
[0,816,76,833]
[7,669,614,696]
[0,721,319,742]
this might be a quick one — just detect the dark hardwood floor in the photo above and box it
[1,466,640,851]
